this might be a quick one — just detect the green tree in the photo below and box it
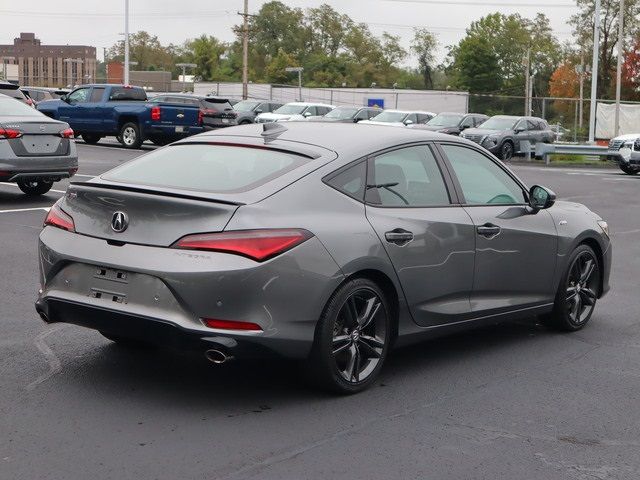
[411,28,438,89]
[182,35,228,81]
[452,35,501,93]
[265,48,299,84]
[107,31,174,71]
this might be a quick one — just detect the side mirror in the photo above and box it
[303,111,312,117]
[528,185,556,212]
[254,108,262,114]
[514,127,525,134]
[404,119,414,125]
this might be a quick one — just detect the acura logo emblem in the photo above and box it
[111,211,129,233]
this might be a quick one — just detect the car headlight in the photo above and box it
[483,135,498,145]
[597,220,609,238]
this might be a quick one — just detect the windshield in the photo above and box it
[369,111,406,123]
[234,100,261,112]
[273,104,306,115]
[325,107,358,119]
[0,96,41,116]
[427,114,464,127]
[102,144,307,194]
[478,117,518,130]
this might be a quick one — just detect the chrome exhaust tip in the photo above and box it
[205,349,233,364]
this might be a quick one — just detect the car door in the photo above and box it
[58,86,91,130]
[83,86,106,132]
[438,143,558,315]
[364,144,476,327]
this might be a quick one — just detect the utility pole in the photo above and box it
[124,0,130,85]
[240,0,249,100]
[589,0,601,143]
[524,48,530,116]
[614,0,625,137]
[285,67,304,101]
[577,54,585,131]
[176,63,197,92]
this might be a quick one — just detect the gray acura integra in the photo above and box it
[35,122,611,393]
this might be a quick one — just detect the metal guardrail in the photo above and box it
[535,143,610,165]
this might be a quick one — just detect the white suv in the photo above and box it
[607,134,640,175]
[255,102,334,123]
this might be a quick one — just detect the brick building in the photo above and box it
[0,33,96,87]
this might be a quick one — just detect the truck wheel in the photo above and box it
[81,134,101,145]
[17,179,53,196]
[118,122,143,149]
[620,165,639,175]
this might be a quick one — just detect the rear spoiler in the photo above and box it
[68,181,245,206]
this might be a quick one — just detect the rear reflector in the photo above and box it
[0,128,23,139]
[43,202,75,232]
[151,106,161,121]
[59,128,74,138]
[172,229,313,262]
[202,318,263,331]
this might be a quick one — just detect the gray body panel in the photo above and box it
[35,123,612,359]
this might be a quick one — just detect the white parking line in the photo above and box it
[73,174,95,178]
[0,183,66,194]
[0,206,51,214]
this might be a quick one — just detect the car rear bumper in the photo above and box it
[145,125,205,138]
[36,226,344,359]
[0,142,78,182]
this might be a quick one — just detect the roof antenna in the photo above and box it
[261,122,287,141]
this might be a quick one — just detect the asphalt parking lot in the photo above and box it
[1,143,639,480]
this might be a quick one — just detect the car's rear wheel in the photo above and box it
[541,244,600,331]
[149,136,171,146]
[81,133,101,144]
[308,278,390,394]
[100,331,152,348]
[500,141,514,161]
[620,164,639,175]
[17,179,53,196]
[118,122,143,149]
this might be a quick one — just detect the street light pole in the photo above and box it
[241,0,249,100]
[176,63,197,92]
[285,67,304,101]
[588,0,601,143]
[614,0,625,137]
[124,0,130,85]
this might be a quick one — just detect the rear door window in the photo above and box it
[108,87,147,101]
[325,161,367,201]
[89,87,105,103]
[103,144,308,194]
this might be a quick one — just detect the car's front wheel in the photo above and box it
[308,278,391,394]
[17,179,53,196]
[620,164,639,175]
[500,141,514,161]
[541,244,600,331]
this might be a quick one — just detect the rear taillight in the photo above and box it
[43,202,75,232]
[202,318,263,331]
[172,229,313,262]
[151,106,161,121]
[25,98,34,107]
[59,128,74,138]
[0,128,23,139]
[198,109,205,125]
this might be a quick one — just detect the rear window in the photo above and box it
[204,98,233,110]
[0,88,25,100]
[102,144,307,193]
[108,87,147,101]
[0,96,41,116]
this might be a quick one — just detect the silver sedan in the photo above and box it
[0,94,77,195]
[35,122,611,393]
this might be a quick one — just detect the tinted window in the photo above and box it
[304,106,317,116]
[108,87,147,101]
[473,116,487,126]
[368,109,380,119]
[204,98,233,110]
[103,144,307,194]
[405,113,418,124]
[355,109,369,120]
[0,97,41,116]
[441,145,525,205]
[514,119,528,131]
[460,116,475,128]
[366,145,450,207]
[89,87,105,103]
[416,113,432,124]
[326,161,366,201]
[67,88,90,103]
[527,120,539,130]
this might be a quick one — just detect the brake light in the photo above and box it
[25,98,34,107]
[202,318,263,331]
[0,128,23,139]
[198,109,204,125]
[172,229,313,262]
[59,128,74,138]
[151,106,161,121]
[43,202,75,232]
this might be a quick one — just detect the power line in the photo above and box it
[384,0,575,6]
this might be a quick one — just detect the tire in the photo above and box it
[620,164,639,175]
[81,133,101,144]
[239,120,252,125]
[307,278,391,394]
[100,331,152,348]
[118,122,143,149]
[541,244,600,332]
[500,141,514,161]
[17,179,53,196]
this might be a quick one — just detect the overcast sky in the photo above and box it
[1,0,577,65]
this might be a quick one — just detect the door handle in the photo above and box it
[385,229,414,245]
[477,223,501,238]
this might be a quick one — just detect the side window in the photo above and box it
[474,116,487,126]
[404,113,418,124]
[441,145,526,205]
[366,145,450,207]
[325,161,367,201]
[305,106,317,116]
[368,109,380,119]
[417,113,432,124]
[527,120,539,130]
[461,116,475,128]
[67,88,90,103]
[258,103,269,112]
[270,103,283,112]
[89,87,105,103]
[515,119,528,131]
[355,109,369,120]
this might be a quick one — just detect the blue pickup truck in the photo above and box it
[37,84,204,148]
